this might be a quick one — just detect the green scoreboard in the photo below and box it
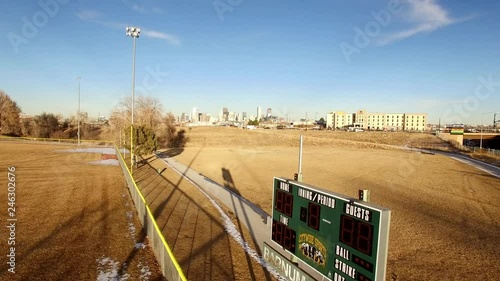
[270,177,391,281]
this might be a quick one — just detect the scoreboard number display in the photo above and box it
[271,177,391,281]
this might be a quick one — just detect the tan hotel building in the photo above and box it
[326,110,427,131]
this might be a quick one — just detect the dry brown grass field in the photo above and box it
[184,127,450,149]
[0,142,164,281]
[166,126,500,281]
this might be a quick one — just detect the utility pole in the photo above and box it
[77,77,81,145]
[305,112,308,131]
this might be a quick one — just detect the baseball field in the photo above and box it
[0,142,164,281]
[164,127,500,281]
[1,127,499,281]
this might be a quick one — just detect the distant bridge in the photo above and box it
[463,133,500,149]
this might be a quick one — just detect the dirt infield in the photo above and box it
[167,128,500,280]
[0,142,164,281]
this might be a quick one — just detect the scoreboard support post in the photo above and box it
[297,135,304,182]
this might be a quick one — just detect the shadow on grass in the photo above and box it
[222,168,273,281]
[132,147,242,280]
[156,148,184,158]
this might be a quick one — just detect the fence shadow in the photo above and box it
[156,148,185,158]
[221,168,273,281]
[132,150,242,280]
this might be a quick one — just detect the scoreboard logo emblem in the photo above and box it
[298,233,327,267]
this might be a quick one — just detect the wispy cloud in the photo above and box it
[122,0,164,14]
[77,9,126,28]
[132,4,164,14]
[378,0,474,45]
[76,10,103,21]
[76,9,180,46]
[142,31,181,46]
[151,7,164,14]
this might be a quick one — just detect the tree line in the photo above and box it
[0,90,188,154]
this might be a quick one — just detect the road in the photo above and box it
[411,147,500,178]
[436,151,500,178]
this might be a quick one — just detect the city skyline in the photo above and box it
[1,1,499,124]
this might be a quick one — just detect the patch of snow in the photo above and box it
[135,243,146,249]
[126,211,133,219]
[88,159,120,166]
[137,262,152,281]
[59,148,118,154]
[128,222,136,238]
[96,256,130,281]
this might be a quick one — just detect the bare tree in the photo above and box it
[111,96,163,129]
[21,118,34,136]
[108,95,164,149]
[136,96,163,128]
[0,90,22,136]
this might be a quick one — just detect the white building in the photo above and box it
[192,107,199,122]
[384,113,405,131]
[404,114,427,131]
[327,109,428,131]
[332,111,354,129]
[354,110,367,128]
[367,112,385,130]
[257,106,262,121]
[326,112,334,129]
[326,111,354,129]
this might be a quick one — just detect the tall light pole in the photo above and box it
[77,77,81,145]
[126,26,140,170]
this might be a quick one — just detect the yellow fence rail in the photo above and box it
[113,143,187,281]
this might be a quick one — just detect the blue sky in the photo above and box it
[1,0,499,124]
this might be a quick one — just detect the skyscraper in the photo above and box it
[180,112,189,122]
[223,107,229,121]
[192,107,199,122]
[257,106,262,120]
